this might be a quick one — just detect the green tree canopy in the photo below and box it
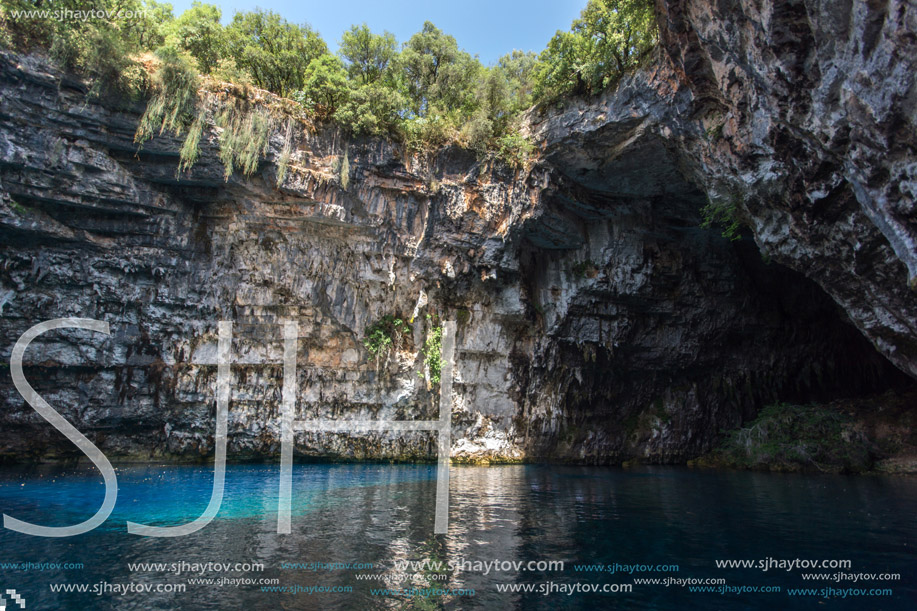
[534,0,656,101]
[296,53,350,116]
[226,9,327,96]
[397,21,480,117]
[162,2,224,74]
[122,0,174,50]
[496,50,538,111]
[334,81,406,136]
[339,23,397,85]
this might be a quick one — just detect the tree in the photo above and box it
[334,82,406,136]
[533,0,656,101]
[52,0,148,92]
[532,29,583,99]
[122,0,174,51]
[397,21,480,116]
[580,0,656,75]
[496,50,538,110]
[163,2,225,74]
[296,54,350,116]
[464,51,537,150]
[226,9,327,96]
[477,67,512,122]
[464,67,509,149]
[339,23,397,85]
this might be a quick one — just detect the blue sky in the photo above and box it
[167,0,586,65]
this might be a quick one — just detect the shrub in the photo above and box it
[710,403,872,473]
[178,107,207,172]
[461,110,494,153]
[339,149,350,190]
[701,197,743,241]
[363,315,411,358]
[50,8,136,97]
[210,57,251,86]
[494,130,534,168]
[275,118,294,186]
[135,47,282,180]
[333,82,406,137]
[419,316,443,385]
[571,259,599,279]
[401,112,459,152]
[0,0,55,48]
[9,199,31,215]
[1,0,168,98]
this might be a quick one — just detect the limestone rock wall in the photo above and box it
[656,0,917,377]
[0,0,914,465]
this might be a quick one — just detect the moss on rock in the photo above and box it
[693,403,874,473]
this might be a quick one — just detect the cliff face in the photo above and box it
[656,0,917,377]
[0,0,913,465]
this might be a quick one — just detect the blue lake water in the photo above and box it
[0,464,914,610]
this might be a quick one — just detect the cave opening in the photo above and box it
[514,152,915,466]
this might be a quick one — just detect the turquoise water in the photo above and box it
[0,464,914,609]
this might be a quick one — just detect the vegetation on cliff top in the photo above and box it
[0,0,657,177]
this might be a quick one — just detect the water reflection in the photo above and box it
[0,464,914,609]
